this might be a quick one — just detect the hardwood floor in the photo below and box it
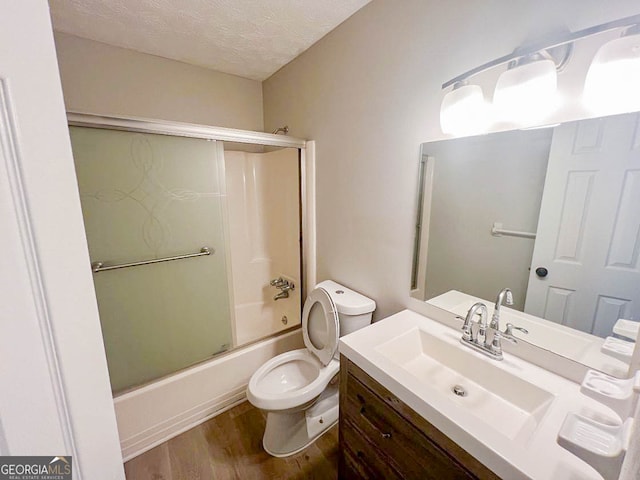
[124,401,339,480]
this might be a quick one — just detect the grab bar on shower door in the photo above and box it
[91,246,213,273]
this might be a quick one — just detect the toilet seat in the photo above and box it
[246,348,339,411]
[302,287,340,366]
[247,286,341,412]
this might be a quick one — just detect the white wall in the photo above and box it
[54,32,264,131]
[262,0,640,320]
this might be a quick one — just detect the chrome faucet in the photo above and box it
[270,277,295,301]
[460,300,516,361]
[482,288,514,355]
[461,302,488,343]
[491,288,513,330]
[459,289,528,360]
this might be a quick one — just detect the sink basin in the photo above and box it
[376,327,554,441]
[340,309,616,480]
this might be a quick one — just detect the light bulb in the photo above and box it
[493,58,558,126]
[440,83,490,136]
[584,32,640,116]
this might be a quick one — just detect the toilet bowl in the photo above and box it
[246,280,375,457]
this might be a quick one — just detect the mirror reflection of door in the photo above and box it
[525,114,640,336]
[413,111,640,343]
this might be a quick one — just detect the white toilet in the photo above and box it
[246,280,376,457]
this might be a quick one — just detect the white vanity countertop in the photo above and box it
[339,309,617,480]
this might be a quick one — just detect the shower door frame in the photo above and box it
[67,112,307,149]
[67,111,317,350]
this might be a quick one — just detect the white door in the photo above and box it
[0,2,124,478]
[525,113,640,336]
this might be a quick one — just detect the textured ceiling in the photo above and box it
[48,0,371,81]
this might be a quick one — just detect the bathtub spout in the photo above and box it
[274,290,290,301]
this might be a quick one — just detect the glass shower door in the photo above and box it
[70,127,233,393]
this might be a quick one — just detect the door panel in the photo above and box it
[70,127,234,393]
[526,113,640,336]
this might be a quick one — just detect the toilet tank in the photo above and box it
[316,280,376,336]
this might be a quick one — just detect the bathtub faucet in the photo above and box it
[270,277,295,300]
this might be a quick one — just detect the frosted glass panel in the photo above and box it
[70,127,233,393]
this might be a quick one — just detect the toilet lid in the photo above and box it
[302,286,339,366]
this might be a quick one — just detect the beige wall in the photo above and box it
[262,0,640,320]
[54,32,263,131]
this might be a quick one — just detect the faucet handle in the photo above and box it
[456,315,472,341]
[497,331,517,345]
[280,281,294,292]
[504,323,528,337]
[498,323,528,345]
[463,302,488,341]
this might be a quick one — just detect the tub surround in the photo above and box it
[339,309,623,479]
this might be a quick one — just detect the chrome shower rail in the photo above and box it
[91,246,213,273]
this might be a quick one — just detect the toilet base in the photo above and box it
[262,384,339,457]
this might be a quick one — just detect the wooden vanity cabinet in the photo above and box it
[338,356,501,480]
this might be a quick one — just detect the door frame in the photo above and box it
[0,3,124,478]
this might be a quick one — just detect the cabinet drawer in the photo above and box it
[343,371,476,480]
[340,420,404,480]
[340,357,501,480]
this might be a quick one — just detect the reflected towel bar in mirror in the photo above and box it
[491,222,536,240]
[91,246,213,273]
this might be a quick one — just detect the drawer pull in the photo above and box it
[360,406,393,439]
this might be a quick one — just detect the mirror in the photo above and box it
[412,111,640,378]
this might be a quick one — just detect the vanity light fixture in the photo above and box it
[440,81,490,136]
[584,26,640,115]
[440,13,640,135]
[493,55,558,125]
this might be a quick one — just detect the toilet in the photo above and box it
[246,280,376,457]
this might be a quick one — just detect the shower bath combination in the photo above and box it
[69,115,304,395]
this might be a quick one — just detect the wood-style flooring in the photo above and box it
[124,401,338,480]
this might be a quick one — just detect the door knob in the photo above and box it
[535,267,548,278]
